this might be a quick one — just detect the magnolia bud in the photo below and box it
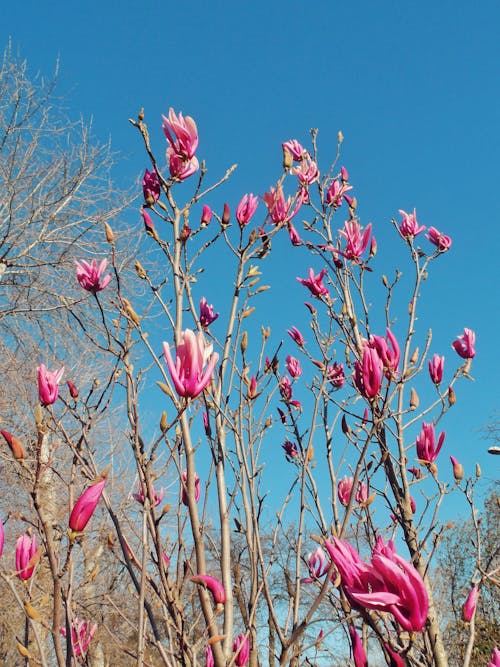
[341,414,350,434]
[409,347,419,364]
[134,260,147,279]
[409,388,419,410]
[475,463,481,479]
[240,331,248,354]
[221,203,230,226]
[160,411,168,433]
[337,131,344,144]
[104,222,115,244]
[448,386,456,406]
[282,146,293,170]
[450,456,464,481]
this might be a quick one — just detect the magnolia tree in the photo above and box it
[0,102,498,667]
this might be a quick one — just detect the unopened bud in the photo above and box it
[240,331,248,354]
[341,414,350,434]
[261,326,271,340]
[362,492,376,507]
[448,386,456,406]
[475,463,481,479]
[34,404,43,425]
[221,202,230,226]
[156,381,174,399]
[382,275,388,287]
[409,388,419,410]
[104,222,115,244]
[282,146,293,170]
[241,307,255,319]
[200,204,212,227]
[23,600,41,621]
[306,445,314,461]
[17,643,30,658]
[409,347,419,364]
[450,456,464,481]
[369,236,377,259]
[135,260,147,279]
[337,131,344,144]
[160,411,168,433]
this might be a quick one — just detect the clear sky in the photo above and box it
[2,0,499,492]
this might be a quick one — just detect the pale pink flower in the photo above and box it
[162,108,198,159]
[428,354,445,384]
[462,585,479,622]
[60,617,97,658]
[287,222,302,246]
[297,268,329,298]
[16,534,37,580]
[191,574,226,604]
[236,194,259,226]
[181,470,201,505]
[338,477,368,506]
[262,186,301,224]
[163,329,219,398]
[287,326,304,346]
[353,346,383,398]
[328,362,345,389]
[415,422,445,463]
[452,328,476,359]
[286,355,302,378]
[349,626,368,667]
[69,479,107,532]
[37,364,64,405]
[326,176,352,208]
[282,139,306,161]
[301,547,328,583]
[291,153,319,186]
[133,482,164,507]
[337,220,372,261]
[233,633,250,666]
[398,208,425,239]
[426,226,452,251]
[142,168,160,203]
[75,259,111,293]
[199,297,219,328]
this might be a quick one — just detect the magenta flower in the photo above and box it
[385,644,406,667]
[287,326,305,346]
[426,226,452,251]
[67,380,79,399]
[328,362,345,389]
[287,222,302,246]
[69,479,106,532]
[201,204,212,226]
[191,573,226,604]
[282,139,306,161]
[452,328,476,359]
[291,153,319,187]
[286,355,302,378]
[60,618,97,658]
[279,376,293,401]
[142,168,160,204]
[162,107,198,160]
[326,174,353,208]
[181,470,201,506]
[199,297,219,328]
[262,186,302,224]
[163,329,219,399]
[133,482,164,507]
[488,647,500,667]
[16,533,37,580]
[415,422,445,464]
[297,268,329,298]
[337,220,372,261]
[167,151,199,181]
[236,193,259,226]
[282,440,299,460]
[206,645,215,667]
[349,626,368,667]
[141,208,157,237]
[398,208,425,239]
[353,346,383,398]
[75,259,112,293]
[428,354,445,384]
[301,547,328,583]
[37,364,64,406]
[338,477,368,506]
[370,329,400,377]
[462,584,479,622]
[233,633,250,666]
[222,202,231,225]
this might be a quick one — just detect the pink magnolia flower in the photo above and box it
[337,220,372,261]
[462,585,479,622]
[324,536,429,632]
[279,376,293,401]
[262,186,302,224]
[142,168,160,203]
[328,362,345,389]
[233,633,250,667]
[415,422,445,464]
[282,139,306,161]
[75,259,112,293]
[200,204,212,226]
[450,455,464,481]
[385,644,406,667]
[199,297,219,328]
[291,153,319,187]
[37,364,64,405]
[162,108,198,160]
[426,226,452,251]
[338,477,368,506]
[206,645,215,667]
[452,328,476,359]
[222,202,231,225]
[428,354,445,384]
[167,151,199,181]
[287,222,302,246]
[301,546,328,583]
[181,470,201,506]
[67,380,79,399]
[297,268,329,298]
[141,207,157,237]
[60,617,97,658]
[325,175,353,208]
[236,193,259,226]
[191,573,226,604]
[370,329,400,377]
[488,647,500,667]
[398,208,425,239]
[69,479,107,532]
[353,346,383,399]
[349,626,368,667]
[282,440,298,460]
[163,329,219,399]
[133,482,164,507]
[16,533,37,580]
[287,326,304,346]
[286,355,302,378]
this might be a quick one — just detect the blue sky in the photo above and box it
[2,0,499,492]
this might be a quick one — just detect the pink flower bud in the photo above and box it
[349,626,368,667]
[222,202,230,225]
[181,470,201,505]
[462,585,479,622]
[488,646,500,667]
[69,478,107,532]
[236,194,259,226]
[426,226,452,251]
[205,645,214,667]
[60,617,97,658]
[0,520,4,557]
[142,168,160,204]
[67,380,79,399]
[233,633,250,666]
[0,429,27,459]
[132,482,164,507]
[287,222,302,246]
[37,364,64,406]
[428,354,445,384]
[141,208,157,237]
[16,533,37,580]
[286,355,302,378]
[201,204,212,226]
[191,574,226,604]
[199,297,219,328]
[415,422,445,464]
[282,440,298,460]
[287,326,304,346]
[450,455,464,481]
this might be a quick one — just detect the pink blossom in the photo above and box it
[328,362,345,389]
[16,533,37,580]
[287,326,304,346]
[287,222,302,246]
[282,440,298,459]
[398,208,425,239]
[415,422,445,463]
[338,477,368,506]
[337,220,372,261]
[133,482,164,507]
[37,364,64,405]
[279,376,293,401]
[205,645,214,667]
[326,176,353,208]
[191,573,226,604]
[75,259,112,293]
[452,328,476,359]
[181,470,201,506]
[199,297,219,328]
[163,329,219,399]
[349,626,368,667]
[353,346,383,399]
[167,151,199,181]
[233,633,250,667]
[286,355,302,378]
[291,153,319,187]
[262,186,302,224]
[282,139,306,161]
[426,226,452,251]
[69,479,107,532]
[236,194,259,226]
[142,168,160,203]
[162,108,198,160]
[141,208,157,237]
[60,618,97,658]
[297,268,329,298]
[385,644,406,667]
[370,329,400,377]
[462,585,479,622]
[201,204,212,226]
[428,354,445,384]
[408,466,422,479]
[488,647,500,667]
[302,547,328,582]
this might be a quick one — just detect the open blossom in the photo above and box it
[324,536,428,632]
[302,547,328,583]
[16,533,37,580]
[233,633,250,667]
[142,168,160,203]
[337,220,372,261]
[452,328,476,359]
[282,139,306,161]
[69,479,107,532]
[163,329,219,399]
[75,259,112,293]
[236,193,259,226]
[415,422,445,463]
[287,326,304,346]
[199,297,219,328]
[162,107,198,160]
[398,208,425,239]
[191,574,226,604]
[37,364,64,405]
[167,151,199,181]
[350,626,368,667]
[353,346,383,398]
[328,362,345,389]
[426,226,452,251]
[286,355,302,378]
[338,476,368,506]
[181,470,201,505]
[297,268,329,298]
[282,440,299,460]
[462,585,479,622]
[370,329,400,377]
[291,153,319,187]
[262,186,302,224]
[326,174,353,208]
[488,647,500,667]
[60,618,97,658]
[133,482,164,507]
[428,354,445,384]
